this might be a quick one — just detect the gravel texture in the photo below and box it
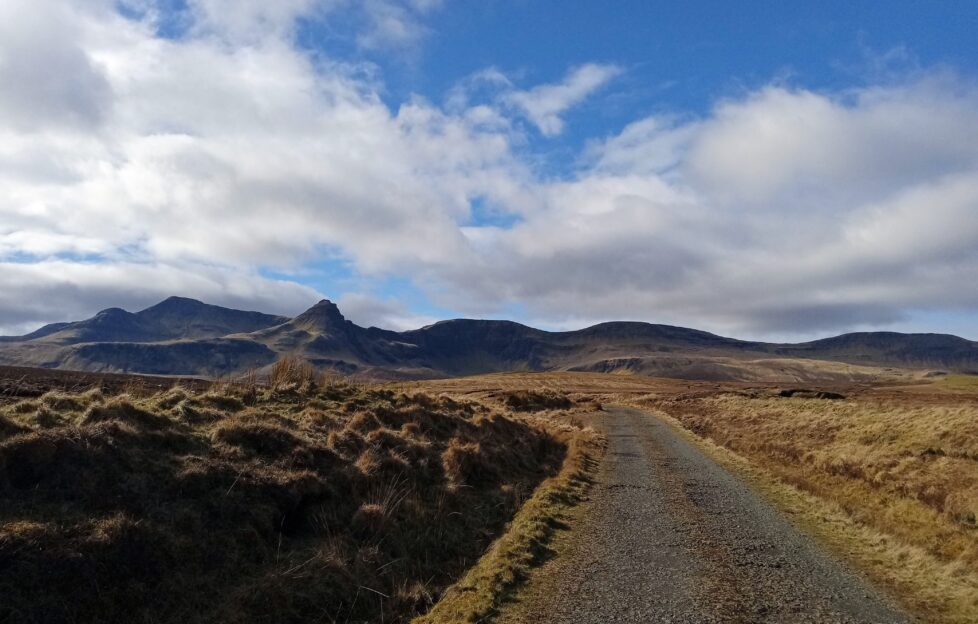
[518,407,909,623]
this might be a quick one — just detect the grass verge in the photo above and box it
[628,395,978,623]
[413,418,604,624]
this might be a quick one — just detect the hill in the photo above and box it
[10,297,287,345]
[1,297,977,381]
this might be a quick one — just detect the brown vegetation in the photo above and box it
[12,366,965,621]
[502,389,574,412]
[0,365,574,623]
[415,419,603,624]
[635,390,978,622]
[0,364,208,399]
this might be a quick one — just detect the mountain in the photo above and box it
[5,297,287,345]
[1,296,977,381]
[772,332,978,370]
[0,298,287,373]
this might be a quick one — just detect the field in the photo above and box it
[631,381,978,622]
[418,371,978,621]
[0,364,600,624]
[3,365,977,622]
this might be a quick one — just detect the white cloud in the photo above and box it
[336,293,439,330]
[413,75,978,337]
[0,0,531,333]
[502,63,622,136]
[0,261,319,335]
[686,78,978,207]
[583,116,695,176]
[355,0,444,52]
[0,1,112,131]
[2,0,978,341]
[185,0,321,42]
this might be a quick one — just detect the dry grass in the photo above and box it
[268,354,319,390]
[502,389,574,412]
[634,391,978,622]
[11,366,961,621]
[0,365,571,624]
[937,374,978,394]
[414,418,604,624]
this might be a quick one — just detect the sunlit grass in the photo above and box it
[938,374,978,393]
[636,391,978,622]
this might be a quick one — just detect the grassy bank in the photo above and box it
[634,391,978,622]
[414,413,603,624]
[0,367,569,623]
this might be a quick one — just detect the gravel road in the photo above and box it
[516,406,909,623]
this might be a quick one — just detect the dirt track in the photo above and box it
[507,407,909,623]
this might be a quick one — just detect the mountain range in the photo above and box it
[1,296,976,382]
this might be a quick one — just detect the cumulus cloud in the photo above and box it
[686,78,978,206]
[2,0,978,340]
[436,76,978,336]
[0,0,524,331]
[0,1,112,131]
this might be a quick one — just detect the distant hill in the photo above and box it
[1,297,977,381]
[4,297,287,345]
[773,332,978,371]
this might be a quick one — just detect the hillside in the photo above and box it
[1,297,977,380]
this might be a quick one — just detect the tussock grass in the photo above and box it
[636,392,978,622]
[502,389,574,412]
[0,414,26,438]
[269,354,319,389]
[38,390,88,412]
[0,364,568,624]
[414,421,604,624]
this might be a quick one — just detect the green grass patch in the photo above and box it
[939,374,978,392]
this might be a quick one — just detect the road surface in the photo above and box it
[507,407,909,623]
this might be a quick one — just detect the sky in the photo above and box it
[2,0,978,340]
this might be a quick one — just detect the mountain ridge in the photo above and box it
[1,297,976,381]
[4,297,288,346]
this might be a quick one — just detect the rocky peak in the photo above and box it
[92,308,135,322]
[291,300,348,333]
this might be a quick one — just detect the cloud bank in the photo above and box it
[2,0,978,339]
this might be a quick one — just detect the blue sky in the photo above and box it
[295,1,978,181]
[2,0,978,339]
[345,2,977,125]
[300,0,978,336]
[343,2,977,101]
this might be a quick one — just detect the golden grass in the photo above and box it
[410,372,978,622]
[0,367,580,624]
[9,367,969,622]
[633,392,978,622]
[937,374,978,393]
